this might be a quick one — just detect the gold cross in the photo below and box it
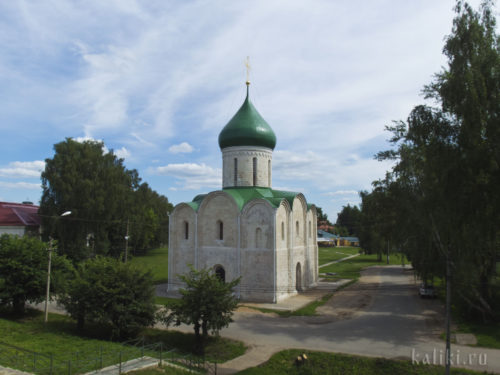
[245,56,251,85]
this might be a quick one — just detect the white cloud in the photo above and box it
[74,136,108,152]
[273,149,392,193]
[74,136,100,143]
[114,147,130,159]
[154,163,221,190]
[74,137,130,159]
[168,142,194,154]
[0,181,41,189]
[324,190,359,196]
[0,161,45,178]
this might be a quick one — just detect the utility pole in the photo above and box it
[124,218,129,262]
[445,251,452,375]
[387,240,390,264]
[44,238,53,323]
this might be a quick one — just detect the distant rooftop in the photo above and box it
[0,201,40,227]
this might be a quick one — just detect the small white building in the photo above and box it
[168,84,318,302]
[0,201,40,237]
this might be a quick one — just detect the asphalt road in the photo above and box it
[208,266,500,374]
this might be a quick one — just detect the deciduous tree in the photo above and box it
[0,234,71,315]
[59,256,156,339]
[163,267,240,354]
[40,138,173,261]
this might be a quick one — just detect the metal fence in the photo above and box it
[0,338,217,375]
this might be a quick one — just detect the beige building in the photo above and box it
[168,84,318,302]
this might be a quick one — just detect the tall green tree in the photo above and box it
[40,139,137,260]
[424,0,500,317]
[370,16,500,375]
[373,0,499,321]
[316,206,330,224]
[336,204,362,236]
[163,267,240,354]
[40,138,173,261]
[0,234,71,315]
[129,183,173,254]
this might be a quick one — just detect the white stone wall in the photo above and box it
[306,208,319,286]
[275,202,293,301]
[168,191,318,303]
[222,146,273,188]
[197,192,240,285]
[291,195,307,291]
[240,199,275,301]
[168,204,196,293]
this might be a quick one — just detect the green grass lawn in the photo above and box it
[0,310,143,374]
[235,349,490,375]
[0,308,245,374]
[154,296,180,305]
[453,321,500,349]
[429,275,500,350]
[320,252,407,281]
[129,247,169,284]
[318,246,360,266]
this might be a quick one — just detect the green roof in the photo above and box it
[184,187,315,212]
[218,86,276,150]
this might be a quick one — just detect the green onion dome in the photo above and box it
[218,87,277,150]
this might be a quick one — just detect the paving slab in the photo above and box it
[241,279,351,311]
[0,366,34,375]
[216,345,280,375]
[83,356,159,375]
[453,333,478,346]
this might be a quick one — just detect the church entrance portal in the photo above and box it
[215,265,226,283]
[296,262,302,291]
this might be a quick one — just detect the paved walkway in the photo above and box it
[217,345,282,375]
[0,366,33,375]
[242,279,351,312]
[0,359,161,375]
[83,357,159,375]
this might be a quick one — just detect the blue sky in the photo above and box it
[0,0,485,221]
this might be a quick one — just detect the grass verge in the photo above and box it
[431,277,500,350]
[129,247,169,284]
[320,253,408,281]
[0,308,245,373]
[235,349,490,375]
[444,320,500,350]
[318,246,360,266]
[154,296,179,305]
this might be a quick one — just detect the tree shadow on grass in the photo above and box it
[0,306,245,362]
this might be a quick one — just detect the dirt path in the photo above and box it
[316,267,380,320]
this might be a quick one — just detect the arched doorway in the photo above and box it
[296,262,302,291]
[214,265,225,283]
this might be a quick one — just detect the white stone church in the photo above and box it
[167,83,318,302]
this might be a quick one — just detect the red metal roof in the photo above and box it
[0,202,40,227]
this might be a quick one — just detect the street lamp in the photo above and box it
[44,210,72,323]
